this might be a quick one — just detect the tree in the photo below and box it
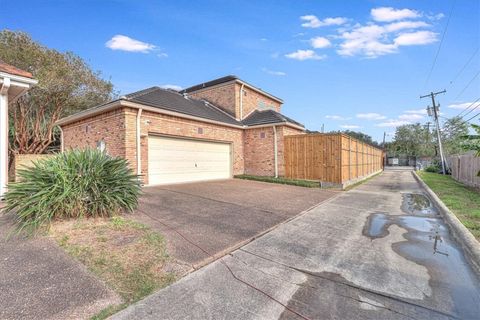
[388,123,433,157]
[441,116,470,155]
[342,130,380,147]
[462,124,480,176]
[0,30,114,155]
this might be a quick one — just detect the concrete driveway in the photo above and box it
[114,169,480,320]
[134,179,338,268]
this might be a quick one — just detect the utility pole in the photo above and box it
[421,90,447,174]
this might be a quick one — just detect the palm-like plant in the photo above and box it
[2,149,141,232]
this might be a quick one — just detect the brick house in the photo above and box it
[57,76,305,185]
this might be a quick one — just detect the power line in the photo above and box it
[424,0,457,89]
[463,111,480,124]
[456,96,480,118]
[449,47,479,86]
[454,70,480,100]
[459,99,480,119]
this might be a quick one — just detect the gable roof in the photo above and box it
[242,109,304,128]
[182,75,283,103]
[0,61,33,78]
[124,87,242,126]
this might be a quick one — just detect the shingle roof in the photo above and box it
[0,60,33,78]
[125,87,242,126]
[242,109,304,128]
[181,75,237,93]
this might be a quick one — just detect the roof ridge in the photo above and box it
[124,86,161,100]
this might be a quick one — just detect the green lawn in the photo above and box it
[234,175,321,188]
[417,171,480,240]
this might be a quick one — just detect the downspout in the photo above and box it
[58,126,64,153]
[0,77,10,199]
[239,83,245,120]
[273,125,278,178]
[136,108,143,177]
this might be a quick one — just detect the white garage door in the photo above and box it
[148,136,232,185]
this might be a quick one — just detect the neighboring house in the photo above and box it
[0,61,37,198]
[57,75,305,185]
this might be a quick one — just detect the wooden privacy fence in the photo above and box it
[448,153,480,188]
[284,133,384,186]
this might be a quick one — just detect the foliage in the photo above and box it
[461,124,480,157]
[235,175,320,188]
[418,171,480,239]
[387,117,468,158]
[461,124,480,176]
[441,117,470,155]
[331,130,380,147]
[2,149,141,232]
[0,30,115,155]
[388,123,433,157]
[424,164,440,173]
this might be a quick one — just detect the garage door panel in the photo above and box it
[148,136,232,185]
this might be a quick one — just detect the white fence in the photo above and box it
[448,153,480,188]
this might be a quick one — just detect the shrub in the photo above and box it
[424,165,440,173]
[2,149,141,232]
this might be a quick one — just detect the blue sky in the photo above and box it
[2,0,479,142]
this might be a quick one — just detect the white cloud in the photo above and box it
[376,120,412,127]
[337,22,437,57]
[106,35,156,53]
[262,68,286,76]
[394,31,438,46]
[285,49,326,61]
[260,38,268,41]
[371,7,421,22]
[326,115,352,120]
[356,113,387,120]
[300,15,347,28]
[157,53,168,58]
[405,108,428,115]
[384,21,430,32]
[310,37,332,49]
[341,124,361,129]
[398,113,424,121]
[160,84,182,91]
[448,101,480,109]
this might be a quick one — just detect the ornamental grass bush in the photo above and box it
[2,149,141,232]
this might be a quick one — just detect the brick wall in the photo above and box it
[62,108,128,160]
[187,81,282,120]
[244,125,304,177]
[244,127,275,176]
[239,84,282,119]
[187,82,238,118]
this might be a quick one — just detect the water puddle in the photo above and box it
[362,193,480,319]
[401,193,438,216]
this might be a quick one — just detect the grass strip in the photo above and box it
[417,171,480,240]
[234,175,320,188]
